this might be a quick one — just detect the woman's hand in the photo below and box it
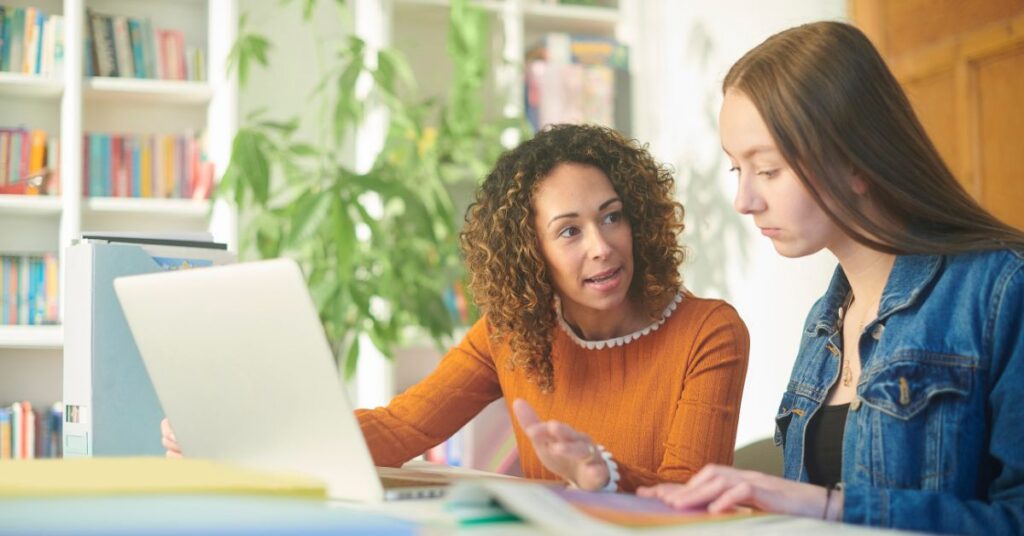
[512,398,610,491]
[637,464,840,520]
[161,418,183,458]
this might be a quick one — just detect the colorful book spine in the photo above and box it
[10,402,21,459]
[0,408,10,459]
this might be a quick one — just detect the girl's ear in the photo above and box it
[851,171,869,195]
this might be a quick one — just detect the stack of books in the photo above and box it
[82,131,213,200]
[0,402,62,459]
[85,9,204,81]
[0,127,60,195]
[0,5,65,78]
[0,253,59,326]
[525,34,631,134]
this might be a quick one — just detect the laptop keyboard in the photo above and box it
[379,476,450,489]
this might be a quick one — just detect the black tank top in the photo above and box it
[805,403,849,487]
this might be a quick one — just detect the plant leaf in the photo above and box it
[343,336,360,378]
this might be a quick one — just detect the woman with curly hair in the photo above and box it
[164,123,750,492]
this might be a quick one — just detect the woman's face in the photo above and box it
[719,88,844,258]
[532,163,634,317]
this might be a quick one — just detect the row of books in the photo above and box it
[424,429,519,475]
[0,126,60,195]
[525,33,631,134]
[86,9,204,82]
[1,253,59,326]
[0,401,62,459]
[83,132,214,200]
[441,281,471,326]
[0,5,64,77]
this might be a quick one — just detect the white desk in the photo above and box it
[342,498,908,535]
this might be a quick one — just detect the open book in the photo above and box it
[446,479,765,534]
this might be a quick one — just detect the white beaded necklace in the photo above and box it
[555,292,685,350]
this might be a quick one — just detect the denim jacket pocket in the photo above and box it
[773,392,797,447]
[858,354,974,420]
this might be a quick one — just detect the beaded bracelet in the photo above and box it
[567,444,620,492]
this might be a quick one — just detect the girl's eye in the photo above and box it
[757,169,779,178]
[728,166,741,176]
[558,226,580,239]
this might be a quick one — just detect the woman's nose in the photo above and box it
[588,230,613,260]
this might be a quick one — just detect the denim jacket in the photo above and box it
[776,249,1024,534]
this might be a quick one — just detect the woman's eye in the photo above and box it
[558,226,580,239]
[756,169,779,178]
[728,166,741,176]
[603,211,623,224]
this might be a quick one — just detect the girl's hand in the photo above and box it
[512,399,611,491]
[637,464,840,520]
[161,418,183,458]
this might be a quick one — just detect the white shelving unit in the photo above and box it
[390,0,634,138]
[0,0,238,408]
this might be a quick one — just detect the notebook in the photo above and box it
[113,258,452,502]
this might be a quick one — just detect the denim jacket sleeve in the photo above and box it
[842,260,1024,534]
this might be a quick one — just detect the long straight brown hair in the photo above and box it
[723,21,1024,254]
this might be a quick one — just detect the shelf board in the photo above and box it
[0,72,63,99]
[0,194,62,215]
[84,77,214,105]
[524,3,619,23]
[83,197,211,218]
[524,3,619,35]
[396,0,503,10]
[395,1,617,21]
[0,325,63,349]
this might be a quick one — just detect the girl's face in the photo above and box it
[532,163,635,318]
[720,88,845,258]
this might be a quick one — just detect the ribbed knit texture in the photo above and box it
[355,295,749,491]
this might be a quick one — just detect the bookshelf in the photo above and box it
[390,0,634,139]
[0,0,238,410]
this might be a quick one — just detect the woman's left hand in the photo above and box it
[512,399,611,491]
[636,464,839,520]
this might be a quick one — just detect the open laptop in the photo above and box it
[113,258,452,502]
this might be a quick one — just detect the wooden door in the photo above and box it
[851,0,1024,230]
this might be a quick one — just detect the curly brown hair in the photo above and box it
[459,124,686,392]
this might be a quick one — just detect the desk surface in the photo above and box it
[348,497,905,535]
[0,493,908,536]
[0,461,904,536]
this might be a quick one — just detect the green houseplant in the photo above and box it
[218,0,523,376]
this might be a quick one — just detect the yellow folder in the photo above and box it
[0,457,326,499]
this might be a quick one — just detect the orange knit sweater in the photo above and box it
[355,295,749,492]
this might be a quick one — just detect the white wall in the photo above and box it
[632,1,847,448]
[237,0,351,155]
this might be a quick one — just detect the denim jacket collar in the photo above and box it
[809,254,944,337]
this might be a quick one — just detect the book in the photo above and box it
[446,480,759,534]
[0,457,326,498]
[79,231,228,250]
[112,15,133,79]
[0,408,10,459]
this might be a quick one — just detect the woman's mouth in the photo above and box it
[584,267,623,291]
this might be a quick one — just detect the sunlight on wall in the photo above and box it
[632,0,848,448]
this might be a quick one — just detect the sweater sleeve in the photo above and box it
[354,317,504,467]
[616,303,750,491]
